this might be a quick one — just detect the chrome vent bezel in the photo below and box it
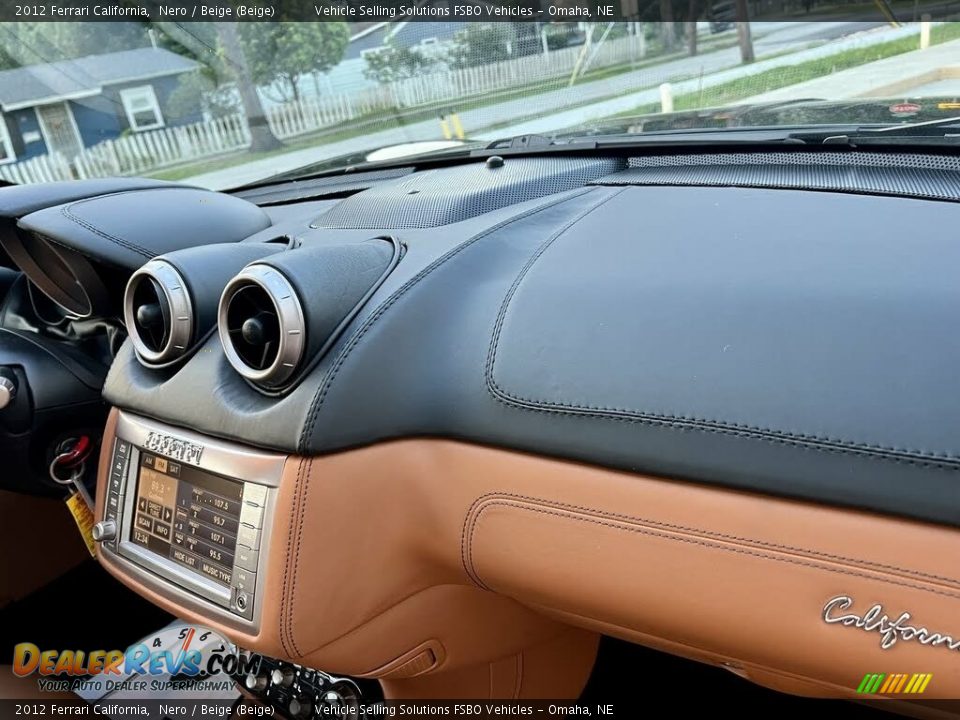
[218,264,306,389]
[123,259,194,367]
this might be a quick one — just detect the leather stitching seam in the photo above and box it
[296,187,600,452]
[463,495,960,598]
[460,492,960,587]
[61,200,154,259]
[483,199,960,470]
[288,455,314,657]
[280,457,308,657]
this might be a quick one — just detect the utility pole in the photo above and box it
[735,0,754,63]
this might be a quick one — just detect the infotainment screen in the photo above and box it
[130,452,244,587]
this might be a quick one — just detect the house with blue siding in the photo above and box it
[314,21,469,96]
[0,48,200,164]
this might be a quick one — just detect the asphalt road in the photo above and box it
[759,21,886,43]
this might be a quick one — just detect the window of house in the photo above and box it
[0,115,15,164]
[120,86,164,131]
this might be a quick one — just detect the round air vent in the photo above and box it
[218,265,305,389]
[123,259,194,366]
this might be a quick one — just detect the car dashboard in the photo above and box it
[2,149,960,705]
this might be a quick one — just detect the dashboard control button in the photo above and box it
[244,673,268,692]
[237,523,261,550]
[288,695,312,719]
[233,567,256,593]
[238,501,263,529]
[92,520,117,542]
[322,682,360,708]
[234,544,259,572]
[227,653,375,717]
[0,375,16,410]
[321,690,345,708]
[271,666,295,687]
[242,483,268,507]
[109,473,124,495]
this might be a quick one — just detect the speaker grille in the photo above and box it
[593,151,960,202]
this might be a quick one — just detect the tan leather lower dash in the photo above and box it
[95,408,960,699]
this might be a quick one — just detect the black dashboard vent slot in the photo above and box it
[124,245,285,370]
[594,151,960,203]
[218,264,306,390]
[124,259,193,367]
[218,239,400,394]
[226,283,280,371]
[130,276,170,354]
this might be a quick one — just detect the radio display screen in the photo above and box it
[130,452,243,587]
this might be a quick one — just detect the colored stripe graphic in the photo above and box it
[904,674,933,694]
[857,674,886,694]
[858,673,932,694]
[894,674,909,693]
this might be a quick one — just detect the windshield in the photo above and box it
[0,10,957,189]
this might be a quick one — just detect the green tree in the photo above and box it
[237,22,349,102]
[544,24,573,51]
[152,21,283,153]
[447,24,519,69]
[363,40,441,84]
[166,73,206,124]
[166,72,241,123]
[216,21,282,152]
[150,22,220,71]
[1,22,148,65]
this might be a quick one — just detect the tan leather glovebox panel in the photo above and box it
[96,408,960,698]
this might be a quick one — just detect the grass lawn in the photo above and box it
[610,23,960,119]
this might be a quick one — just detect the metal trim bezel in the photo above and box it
[114,411,286,487]
[124,259,194,367]
[217,264,306,389]
[101,410,287,633]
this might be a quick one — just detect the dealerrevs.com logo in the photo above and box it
[12,625,258,692]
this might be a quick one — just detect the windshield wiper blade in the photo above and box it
[866,115,960,135]
[790,117,960,146]
[484,133,557,150]
[474,128,816,157]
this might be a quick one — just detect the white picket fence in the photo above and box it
[73,114,251,178]
[0,152,74,184]
[0,33,648,182]
[386,34,646,109]
[0,114,251,184]
[265,93,363,140]
[265,33,646,139]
